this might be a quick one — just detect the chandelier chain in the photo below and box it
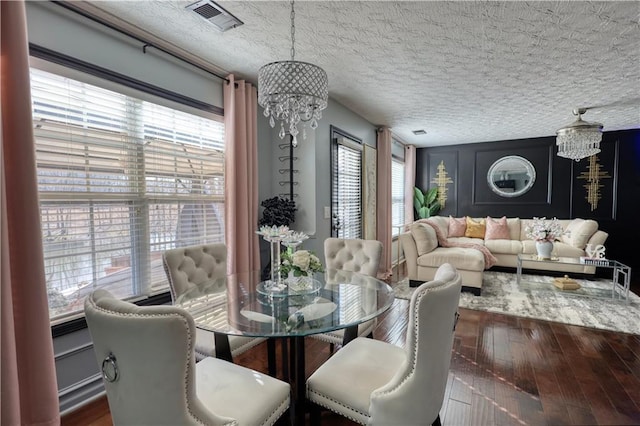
[257,0,328,147]
[290,0,295,61]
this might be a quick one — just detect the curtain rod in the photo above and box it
[52,1,233,85]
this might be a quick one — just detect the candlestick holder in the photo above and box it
[256,225,290,291]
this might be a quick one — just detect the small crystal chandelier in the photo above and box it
[556,108,603,161]
[257,0,328,147]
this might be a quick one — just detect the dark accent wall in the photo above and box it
[416,129,640,278]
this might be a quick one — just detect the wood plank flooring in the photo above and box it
[62,299,640,426]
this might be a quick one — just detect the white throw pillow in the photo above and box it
[564,219,598,249]
[426,216,449,239]
[410,223,438,256]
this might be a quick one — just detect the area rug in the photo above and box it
[392,271,640,335]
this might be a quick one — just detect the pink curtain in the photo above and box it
[404,144,416,224]
[1,2,61,425]
[376,127,392,279]
[223,74,260,274]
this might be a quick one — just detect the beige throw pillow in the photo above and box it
[427,216,449,238]
[410,223,438,256]
[565,219,598,249]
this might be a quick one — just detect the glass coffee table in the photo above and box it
[516,254,631,302]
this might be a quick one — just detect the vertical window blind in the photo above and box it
[391,159,405,236]
[332,137,362,239]
[31,67,225,322]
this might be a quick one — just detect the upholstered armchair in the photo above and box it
[306,263,462,425]
[162,244,265,361]
[311,238,383,348]
[84,289,290,426]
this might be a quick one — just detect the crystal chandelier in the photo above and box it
[556,108,603,161]
[258,0,328,147]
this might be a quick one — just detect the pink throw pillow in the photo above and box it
[485,216,510,240]
[448,216,467,237]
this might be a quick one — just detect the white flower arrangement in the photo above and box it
[525,217,564,242]
[280,249,324,277]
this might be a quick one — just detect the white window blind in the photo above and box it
[332,138,362,239]
[391,159,405,236]
[31,67,225,322]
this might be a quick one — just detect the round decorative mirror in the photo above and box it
[487,155,536,197]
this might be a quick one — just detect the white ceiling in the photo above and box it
[82,1,639,147]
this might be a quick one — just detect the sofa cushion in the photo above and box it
[484,239,523,255]
[506,218,521,240]
[562,219,598,249]
[553,242,587,257]
[426,216,449,238]
[560,220,577,245]
[521,240,584,257]
[485,216,510,240]
[448,216,466,237]
[465,217,486,238]
[410,223,438,256]
[447,237,485,246]
[417,247,484,271]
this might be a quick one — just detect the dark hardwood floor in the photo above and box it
[62,298,640,426]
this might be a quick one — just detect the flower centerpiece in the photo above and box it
[525,217,564,259]
[525,217,563,242]
[281,249,324,290]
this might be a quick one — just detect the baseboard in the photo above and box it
[59,374,105,414]
[462,285,481,296]
[410,279,482,296]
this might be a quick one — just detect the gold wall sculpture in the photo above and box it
[430,160,454,209]
[577,155,611,211]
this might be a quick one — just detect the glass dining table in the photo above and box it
[175,268,395,425]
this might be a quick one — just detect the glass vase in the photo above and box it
[270,239,282,285]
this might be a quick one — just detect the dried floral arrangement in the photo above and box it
[259,196,297,227]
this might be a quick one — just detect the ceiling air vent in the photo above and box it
[412,129,427,135]
[186,0,243,32]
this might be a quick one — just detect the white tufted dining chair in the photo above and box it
[85,289,290,426]
[162,243,265,361]
[311,238,383,349]
[306,263,462,426]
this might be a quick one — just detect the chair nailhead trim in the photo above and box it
[308,389,368,424]
[263,397,290,426]
[89,299,223,426]
[372,278,454,400]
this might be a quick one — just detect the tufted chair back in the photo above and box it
[368,263,462,424]
[163,243,227,302]
[84,289,231,425]
[324,238,383,277]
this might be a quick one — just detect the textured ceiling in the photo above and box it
[82,1,640,147]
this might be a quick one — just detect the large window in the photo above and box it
[391,158,405,236]
[31,67,225,322]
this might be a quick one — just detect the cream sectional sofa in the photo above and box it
[398,216,609,295]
